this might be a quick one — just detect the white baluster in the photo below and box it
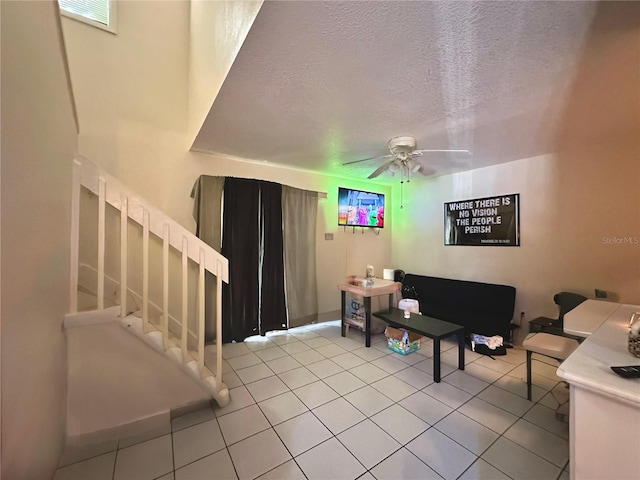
[97,177,106,310]
[69,159,81,314]
[216,258,224,390]
[181,236,188,360]
[163,223,170,349]
[142,210,149,331]
[198,248,205,372]
[120,195,128,318]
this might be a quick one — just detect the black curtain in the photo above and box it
[260,182,287,334]
[221,178,260,342]
[221,178,287,342]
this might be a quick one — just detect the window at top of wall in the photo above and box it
[58,0,116,34]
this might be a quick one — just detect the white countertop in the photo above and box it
[557,303,640,407]
[563,299,621,337]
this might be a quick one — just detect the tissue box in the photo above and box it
[385,326,422,355]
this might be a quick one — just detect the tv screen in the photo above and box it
[338,187,385,228]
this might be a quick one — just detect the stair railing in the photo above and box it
[69,156,228,393]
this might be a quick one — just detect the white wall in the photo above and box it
[392,6,640,339]
[61,1,391,318]
[1,1,78,478]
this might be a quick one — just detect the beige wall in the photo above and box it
[392,5,640,340]
[62,1,391,318]
[1,1,78,478]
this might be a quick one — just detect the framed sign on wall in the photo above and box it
[444,193,520,246]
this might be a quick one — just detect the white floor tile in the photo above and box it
[290,330,320,340]
[293,380,339,409]
[254,346,288,362]
[406,428,477,480]
[352,346,388,362]
[303,336,333,348]
[277,367,318,390]
[235,363,275,384]
[482,437,561,480]
[369,448,441,480]
[222,342,252,359]
[443,370,490,395]
[53,452,116,480]
[337,419,400,469]
[258,391,308,425]
[349,363,389,384]
[372,355,411,374]
[174,449,237,480]
[264,355,302,374]
[114,434,173,480]
[227,352,263,371]
[434,411,499,455]
[316,343,347,358]
[172,419,226,469]
[228,429,291,480]
[257,460,306,480]
[244,336,275,351]
[393,366,434,390]
[370,404,429,445]
[222,371,243,389]
[267,333,299,345]
[370,375,418,402]
[306,358,344,378]
[399,391,453,426]
[217,405,270,446]
[291,349,325,365]
[332,352,367,369]
[523,404,570,439]
[423,381,473,409]
[274,411,333,456]
[278,341,311,355]
[494,373,546,402]
[463,362,505,383]
[344,385,394,416]
[67,319,578,480]
[504,418,569,467]
[245,376,289,403]
[473,356,517,374]
[295,438,366,480]
[172,406,215,433]
[312,397,366,435]
[322,371,366,395]
[214,386,256,417]
[477,385,534,416]
[458,458,511,479]
[458,397,519,435]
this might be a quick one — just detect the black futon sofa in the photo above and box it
[401,273,516,341]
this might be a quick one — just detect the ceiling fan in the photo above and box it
[343,136,470,180]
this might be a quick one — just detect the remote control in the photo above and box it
[610,365,640,378]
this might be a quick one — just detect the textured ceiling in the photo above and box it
[192,1,597,183]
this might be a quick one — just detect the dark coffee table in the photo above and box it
[373,308,465,382]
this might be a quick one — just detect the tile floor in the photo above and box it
[54,320,571,480]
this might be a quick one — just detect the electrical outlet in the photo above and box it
[595,289,608,298]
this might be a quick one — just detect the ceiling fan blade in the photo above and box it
[413,149,470,155]
[368,159,396,179]
[343,154,392,166]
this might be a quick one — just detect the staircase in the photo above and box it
[67,157,230,409]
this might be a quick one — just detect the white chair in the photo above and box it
[522,332,579,401]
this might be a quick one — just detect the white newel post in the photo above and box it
[97,177,106,310]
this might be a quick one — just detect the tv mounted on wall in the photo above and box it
[338,187,385,228]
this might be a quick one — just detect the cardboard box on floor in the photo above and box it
[384,326,422,355]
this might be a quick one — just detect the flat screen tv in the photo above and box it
[338,187,385,228]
